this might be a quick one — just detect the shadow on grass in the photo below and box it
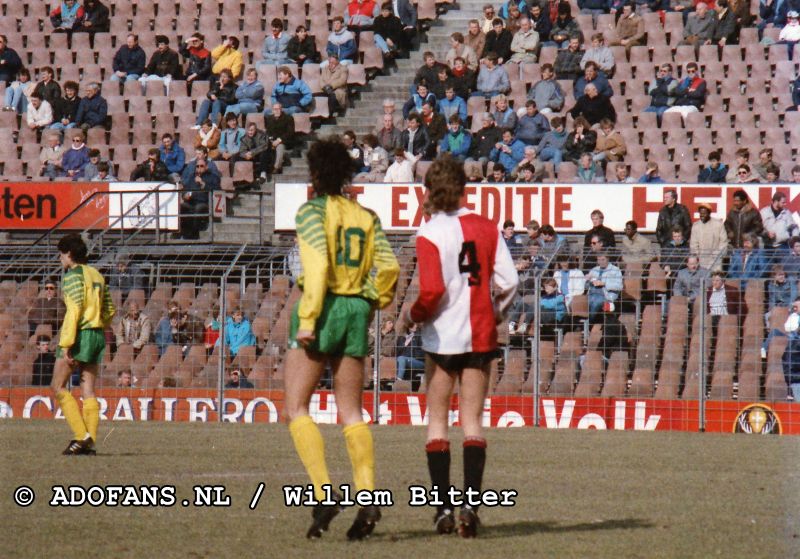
[381,518,655,541]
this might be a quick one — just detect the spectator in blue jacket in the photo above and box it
[270,66,312,114]
[698,150,728,183]
[403,82,437,118]
[74,83,107,130]
[217,308,256,357]
[499,0,528,19]
[573,61,613,98]
[257,19,292,68]
[218,112,246,161]
[159,133,185,181]
[490,128,526,172]
[728,233,769,287]
[437,85,467,122]
[639,161,665,183]
[473,52,510,98]
[326,16,357,64]
[515,100,551,146]
[111,34,147,82]
[226,68,265,116]
[61,133,90,179]
[438,116,472,161]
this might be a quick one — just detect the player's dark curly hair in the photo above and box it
[424,154,466,213]
[57,233,88,264]
[306,137,358,196]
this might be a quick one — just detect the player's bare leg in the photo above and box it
[333,356,382,540]
[425,362,458,534]
[455,365,491,538]
[51,357,93,455]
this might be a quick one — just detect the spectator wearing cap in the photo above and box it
[258,19,292,68]
[622,220,655,264]
[111,34,146,82]
[528,63,565,113]
[534,117,569,169]
[761,191,799,250]
[656,189,692,247]
[758,0,796,38]
[515,100,551,146]
[74,82,107,130]
[287,25,321,65]
[581,33,615,77]
[180,33,212,88]
[725,189,764,248]
[82,148,105,180]
[482,18,513,63]
[610,3,646,55]
[778,10,800,60]
[226,68,265,116]
[473,52,510,98]
[50,0,85,32]
[139,35,181,94]
[554,36,584,80]
[226,368,255,389]
[326,16,357,65]
[211,37,244,80]
[691,203,729,270]
[27,281,65,337]
[446,32,478,71]
[698,151,728,182]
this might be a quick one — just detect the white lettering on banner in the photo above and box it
[542,399,661,430]
[275,183,800,233]
[97,397,109,420]
[378,401,392,425]
[188,398,215,422]
[138,397,153,421]
[496,411,525,427]
[482,398,491,427]
[577,413,607,430]
[634,401,661,431]
[406,396,429,426]
[23,396,53,418]
[543,399,575,428]
[309,393,338,424]
[162,398,177,421]
[221,398,244,422]
[243,398,278,423]
[113,398,134,421]
[614,400,626,430]
[0,400,12,418]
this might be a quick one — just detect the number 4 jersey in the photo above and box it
[410,207,519,354]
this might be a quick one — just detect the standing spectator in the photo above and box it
[680,3,718,51]
[373,3,407,58]
[450,57,476,100]
[509,18,540,63]
[32,336,56,387]
[446,32,478,71]
[74,82,107,131]
[713,0,740,45]
[727,233,769,285]
[131,148,170,182]
[581,33,615,77]
[725,190,764,248]
[576,152,604,182]
[515,100,551,146]
[691,203,729,271]
[438,116,472,161]
[549,3,581,48]
[320,54,349,114]
[287,26,321,65]
[584,209,616,247]
[612,162,635,183]
[179,158,220,239]
[465,19,487,59]
[2,68,33,113]
[27,280,65,337]
[384,149,414,181]
[644,63,678,120]
[39,133,65,178]
[211,37,244,80]
[0,35,23,84]
[226,68,265,117]
[356,134,390,181]
[79,0,110,34]
[392,0,417,52]
[114,303,152,353]
[50,0,85,32]
[554,36,584,80]
[239,122,272,182]
[573,61,613,99]
[482,17,513,63]
[622,220,655,264]
[111,34,147,83]
[218,112,246,162]
[194,69,237,126]
[33,67,61,106]
[437,85,468,122]
[193,119,221,159]
[592,118,626,164]
[139,35,181,94]
[159,133,185,181]
[326,16,358,64]
[258,19,292,68]
[219,308,256,357]
[528,63,565,113]
[586,252,623,322]
[673,255,709,303]
[400,112,431,164]
[270,66,312,115]
[610,4,646,54]
[529,4,553,43]
[492,94,517,131]
[26,94,53,131]
[698,150,728,182]
[534,116,569,169]
[569,83,616,125]
[656,189,692,247]
[465,112,502,179]
[563,116,597,163]
[375,112,403,153]
[403,82,436,118]
[660,227,691,277]
[490,129,526,173]
[473,53,510,97]
[61,133,90,179]
[761,191,799,250]
[345,0,380,35]
[180,33,212,89]
[264,102,296,174]
[49,81,80,131]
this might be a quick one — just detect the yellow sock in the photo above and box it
[289,416,332,501]
[82,397,100,442]
[343,422,375,492]
[55,391,88,441]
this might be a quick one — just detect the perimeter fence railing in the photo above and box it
[1,242,797,434]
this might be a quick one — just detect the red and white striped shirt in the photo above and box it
[409,207,519,354]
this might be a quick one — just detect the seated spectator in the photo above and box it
[768,264,795,316]
[139,35,181,94]
[622,220,654,264]
[793,165,800,183]
[490,162,510,182]
[356,134,390,181]
[783,238,800,278]
[473,53,510,98]
[114,303,151,353]
[218,307,256,357]
[507,255,547,335]
[465,112,502,179]
[32,335,55,387]
[529,5,552,43]
[159,133,186,181]
[698,150,728,182]
[728,233,769,286]
[777,10,800,60]
[395,322,424,388]
[2,67,33,113]
[584,209,617,248]
[39,133,64,178]
[375,112,403,153]
[373,3,407,58]
[530,115,567,168]
[211,37,244,80]
[194,69,237,127]
[111,34,147,83]
[342,130,366,172]
[400,112,431,164]
[61,133,90,179]
[612,162,635,183]
[708,271,746,319]
[528,63,565,113]
[538,224,567,259]
[437,85,468,122]
[763,163,781,182]
[610,4,646,54]
[586,252,623,322]
[155,302,181,354]
[49,80,80,131]
[218,112,246,162]
[574,61,613,99]
[180,33,212,89]
[326,16,357,65]
[593,118,626,164]
[482,18,513,63]
[287,25,321,65]
[514,99,550,147]
[320,54,349,114]
[581,33,615,77]
[258,19,292,68]
[203,305,221,351]
[50,0,85,32]
[516,162,538,183]
[447,32,478,70]
[131,148,171,182]
[377,98,405,130]
[732,164,760,183]
[726,147,751,182]
[492,94,517,131]
[525,220,541,246]
[413,51,447,93]
[548,3,581,48]
[512,145,545,180]
[80,0,109,34]
[664,63,707,119]
[553,254,587,310]
[563,116,597,163]
[510,18,540,63]
[384,148,414,181]
[661,227,691,277]
[0,35,23,85]
[83,148,104,180]
[346,0,380,34]
[33,66,61,106]
[671,255,708,302]
[403,81,437,118]
[193,119,221,159]
[430,65,454,101]
[450,57,476,100]
[501,220,527,254]
[569,83,616,125]
[680,2,718,52]
[438,116,472,161]
[264,102,296,173]
[74,82,107,131]
[270,66,312,115]
[554,35,584,80]
[639,160,665,183]
[179,158,220,239]
[27,280,65,337]
[645,63,678,120]
[576,151,604,182]
[579,0,611,19]
[26,94,53,131]
[226,368,255,389]
[92,161,116,181]
[713,0,740,45]
[752,147,774,181]
[761,191,798,250]
[239,122,272,182]
[491,129,526,174]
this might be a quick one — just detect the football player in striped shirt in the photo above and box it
[403,155,518,537]
[284,137,400,540]
[51,234,115,455]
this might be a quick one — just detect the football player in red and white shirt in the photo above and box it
[402,155,518,537]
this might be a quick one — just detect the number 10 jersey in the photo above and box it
[410,207,519,354]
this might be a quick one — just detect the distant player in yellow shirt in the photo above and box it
[284,137,400,540]
[51,234,115,455]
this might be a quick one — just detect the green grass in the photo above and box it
[1,421,798,559]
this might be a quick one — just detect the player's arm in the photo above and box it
[491,232,520,321]
[371,214,401,309]
[58,272,85,352]
[409,235,446,324]
[294,201,330,332]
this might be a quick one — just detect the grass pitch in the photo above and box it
[1,421,798,559]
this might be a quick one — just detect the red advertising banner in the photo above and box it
[1,388,796,435]
[0,182,109,230]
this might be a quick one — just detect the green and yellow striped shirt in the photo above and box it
[59,264,116,349]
